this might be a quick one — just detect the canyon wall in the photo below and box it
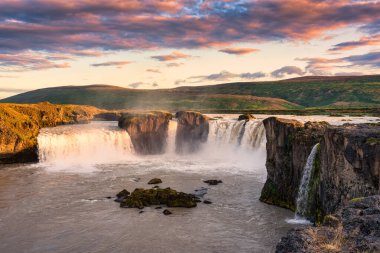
[0,103,101,163]
[261,117,380,222]
[175,111,209,154]
[118,111,172,155]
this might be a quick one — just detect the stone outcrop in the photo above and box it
[261,117,380,222]
[276,195,380,253]
[238,114,256,121]
[118,111,172,155]
[0,103,101,164]
[175,111,209,154]
[260,117,329,219]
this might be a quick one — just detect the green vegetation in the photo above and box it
[2,75,379,112]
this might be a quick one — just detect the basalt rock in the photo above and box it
[261,117,380,223]
[260,117,329,219]
[204,180,223,185]
[0,103,101,164]
[238,114,256,121]
[175,111,209,154]
[276,195,380,253]
[118,187,198,209]
[118,111,172,155]
[148,178,162,184]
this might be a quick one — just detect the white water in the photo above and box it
[37,121,134,172]
[286,143,320,225]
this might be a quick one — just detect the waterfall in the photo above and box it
[37,121,134,171]
[287,143,319,224]
[208,119,266,149]
[166,120,178,154]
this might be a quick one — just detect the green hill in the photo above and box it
[1,75,380,111]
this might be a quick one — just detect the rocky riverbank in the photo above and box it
[0,103,103,164]
[276,195,380,253]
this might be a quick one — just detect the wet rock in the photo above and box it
[155,206,162,209]
[163,209,172,215]
[148,178,162,184]
[175,111,209,154]
[105,196,113,199]
[203,200,212,204]
[238,114,256,121]
[194,187,208,198]
[118,111,172,155]
[115,189,130,202]
[118,187,198,209]
[139,210,144,214]
[204,180,222,185]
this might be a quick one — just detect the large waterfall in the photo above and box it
[37,117,266,172]
[37,121,134,171]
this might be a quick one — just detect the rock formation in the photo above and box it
[0,103,101,164]
[276,195,380,253]
[261,117,380,223]
[238,114,256,121]
[118,111,172,155]
[175,111,209,154]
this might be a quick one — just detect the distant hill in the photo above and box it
[2,75,380,111]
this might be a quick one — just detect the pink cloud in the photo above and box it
[219,47,259,55]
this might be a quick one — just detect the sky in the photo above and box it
[0,0,379,98]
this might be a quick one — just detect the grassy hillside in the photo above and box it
[1,75,380,110]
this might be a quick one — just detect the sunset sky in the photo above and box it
[0,0,379,98]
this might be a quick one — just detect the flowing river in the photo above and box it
[0,115,377,253]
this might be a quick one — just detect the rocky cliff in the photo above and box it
[276,195,380,253]
[0,103,101,163]
[118,111,172,155]
[175,111,209,154]
[261,117,380,222]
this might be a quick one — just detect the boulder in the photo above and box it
[118,111,172,155]
[175,111,209,154]
[238,114,256,121]
[148,178,162,184]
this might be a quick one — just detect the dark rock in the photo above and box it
[105,196,113,199]
[118,111,172,155]
[204,180,222,185]
[139,210,144,214]
[276,195,380,253]
[203,200,212,204]
[115,189,130,202]
[163,209,172,215]
[155,206,162,209]
[238,114,256,121]
[148,178,162,184]
[175,111,209,154]
[119,187,198,209]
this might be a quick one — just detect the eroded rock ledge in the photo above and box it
[0,103,102,164]
[175,111,209,154]
[118,111,172,155]
[260,117,380,223]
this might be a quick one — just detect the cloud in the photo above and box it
[91,61,131,67]
[151,52,191,62]
[166,63,184,67]
[0,52,70,72]
[146,68,161,73]
[0,75,18,78]
[329,34,380,51]
[152,82,159,87]
[0,0,379,67]
[128,82,144,88]
[342,51,380,68]
[176,70,266,85]
[219,47,259,55]
[271,66,305,78]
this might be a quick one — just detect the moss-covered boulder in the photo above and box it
[118,111,172,155]
[118,187,199,209]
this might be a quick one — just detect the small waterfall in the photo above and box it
[287,143,319,224]
[37,122,134,171]
[166,120,178,154]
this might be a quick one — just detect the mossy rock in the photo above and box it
[148,178,163,184]
[119,187,198,209]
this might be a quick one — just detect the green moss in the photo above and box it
[366,137,380,145]
[260,179,295,211]
[119,187,198,209]
[350,197,364,203]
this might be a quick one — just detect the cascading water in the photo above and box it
[287,143,320,224]
[37,121,134,172]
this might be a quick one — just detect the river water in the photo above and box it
[0,115,377,253]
